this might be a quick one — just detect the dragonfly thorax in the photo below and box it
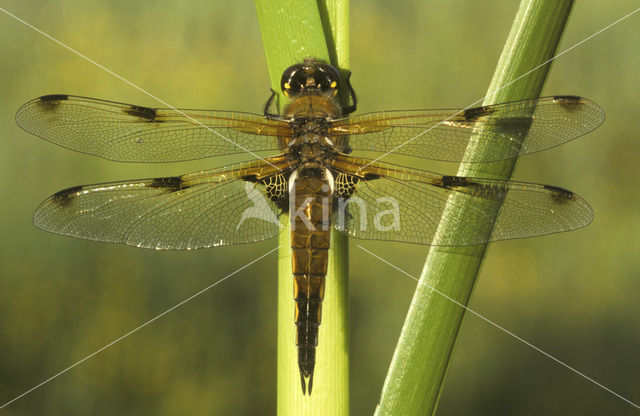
[285,135,338,167]
[284,94,341,121]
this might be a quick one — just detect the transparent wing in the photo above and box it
[331,156,593,245]
[34,158,291,250]
[330,96,604,163]
[16,95,291,162]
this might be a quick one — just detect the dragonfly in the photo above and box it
[15,57,604,394]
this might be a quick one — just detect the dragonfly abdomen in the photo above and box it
[289,167,333,394]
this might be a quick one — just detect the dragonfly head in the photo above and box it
[281,58,340,99]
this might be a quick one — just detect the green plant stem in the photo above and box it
[375,1,574,415]
[255,0,349,414]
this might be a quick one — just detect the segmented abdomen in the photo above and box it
[289,168,332,394]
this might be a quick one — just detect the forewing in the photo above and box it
[330,96,604,163]
[332,157,593,246]
[16,95,291,162]
[34,160,290,249]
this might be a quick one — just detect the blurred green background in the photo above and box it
[0,1,639,414]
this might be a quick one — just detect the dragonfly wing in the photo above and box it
[330,96,604,163]
[331,156,593,246]
[34,158,290,249]
[16,95,291,162]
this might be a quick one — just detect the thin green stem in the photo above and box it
[255,0,349,414]
[375,1,574,415]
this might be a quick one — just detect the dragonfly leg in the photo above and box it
[263,89,280,119]
[340,71,358,115]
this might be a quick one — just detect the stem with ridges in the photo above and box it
[375,1,574,415]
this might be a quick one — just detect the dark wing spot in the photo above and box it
[544,184,575,202]
[463,105,496,121]
[553,95,583,104]
[335,173,360,199]
[553,95,584,112]
[239,174,288,211]
[149,176,190,192]
[37,94,69,111]
[363,173,381,181]
[40,94,69,103]
[262,174,288,209]
[52,185,83,207]
[124,105,159,122]
[439,175,454,187]
[439,175,476,188]
[438,176,505,200]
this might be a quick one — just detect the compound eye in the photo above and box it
[281,64,305,97]
[316,64,340,93]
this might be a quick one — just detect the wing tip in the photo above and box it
[552,95,606,129]
[123,104,161,122]
[16,94,71,132]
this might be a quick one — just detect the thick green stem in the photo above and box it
[255,0,349,414]
[375,1,574,415]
